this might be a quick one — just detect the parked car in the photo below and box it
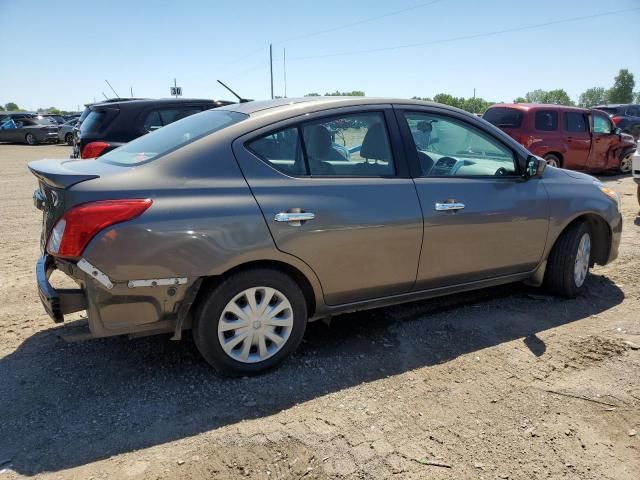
[633,141,640,206]
[71,98,234,159]
[593,104,640,140]
[0,116,59,144]
[37,114,66,125]
[30,97,622,375]
[483,103,636,173]
[57,119,77,145]
[0,112,36,123]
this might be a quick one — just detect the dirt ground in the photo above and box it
[0,144,638,480]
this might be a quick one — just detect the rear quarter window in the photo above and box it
[534,111,558,131]
[80,110,117,135]
[483,108,523,128]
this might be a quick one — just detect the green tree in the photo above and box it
[304,92,321,97]
[513,97,527,103]
[607,69,635,104]
[524,89,574,106]
[578,87,607,107]
[47,107,62,114]
[433,93,464,109]
[462,97,491,114]
[4,102,19,111]
[324,90,365,96]
[0,105,4,111]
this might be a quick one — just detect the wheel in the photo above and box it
[65,133,73,145]
[544,220,592,298]
[193,269,307,376]
[25,133,36,145]
[618,151,633,174]
[543,153,561,168]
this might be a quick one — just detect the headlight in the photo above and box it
[594,180,621,210]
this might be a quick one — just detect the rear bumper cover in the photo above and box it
[36,254,86,323]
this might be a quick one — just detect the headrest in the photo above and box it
[360,123,390,160]
[304,125,331,158]
[417,121,432,132]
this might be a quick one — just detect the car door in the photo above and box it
[562,111,591,169]
[588,111,616,170]
[233,106,423,305]
[395,107,550,290]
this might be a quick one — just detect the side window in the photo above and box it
[301,112,394,176]
[565,112,587,132]
[534,111,558,131]
[593,113,612,134]
[248,127,305,176]
[626,106,640,116]
[143,111,162,132]
[402,112,517,177]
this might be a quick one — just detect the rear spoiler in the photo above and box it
[28,159,99,189]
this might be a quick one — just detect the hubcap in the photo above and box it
[620,153,632,173]
[545,157,558,168]
[574,233,591,288]
[26,134,34,145]
[218,287,293,363]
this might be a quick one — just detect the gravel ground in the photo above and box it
[0,144,638,480]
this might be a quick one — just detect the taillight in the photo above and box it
[611,116,623,126]
[81,141,110,159]
[47,199,152,259]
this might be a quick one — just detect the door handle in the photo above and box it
[435,202,465,211]
[274,211,315,226]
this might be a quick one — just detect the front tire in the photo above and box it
[25,133,36,145]
[619,151,633,174]
[543,153,561,168]
[193,269,307,376]
[544,220,592,298]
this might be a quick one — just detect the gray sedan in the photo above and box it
[0,117,59,144]
[29,97,622,375]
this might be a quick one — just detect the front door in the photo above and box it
[395,108,550,290]
[588,111,616,170]
[233,107,423,305]
[562,110,591,169]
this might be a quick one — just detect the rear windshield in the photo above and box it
[80,110,115,135]
[97,110,247,166]
[483,107,524,128]
[594,107,618,115]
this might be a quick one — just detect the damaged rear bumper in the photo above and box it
[36,254,87,323]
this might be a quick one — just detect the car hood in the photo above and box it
[558,168,597,183]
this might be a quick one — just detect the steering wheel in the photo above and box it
[495,167,509,176]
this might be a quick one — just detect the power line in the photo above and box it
[275,0,443,44]
[221,0,444,68]
[289,6,640,61]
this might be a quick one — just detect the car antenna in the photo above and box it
[217,80,251,103]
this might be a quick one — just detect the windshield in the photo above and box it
[483,107,524,128]
[98,109,247,166]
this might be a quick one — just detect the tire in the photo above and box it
[618,151,633,174]
[65,133,73,145]
[543,153,561,168]
[25,133,36,145]
[544,220,592,298]
[193,269,307,376]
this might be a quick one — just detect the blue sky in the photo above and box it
[1,0,639,111]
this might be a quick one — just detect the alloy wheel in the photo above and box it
[218,287,294,363]
[619,153,633,174]
[574,233,591,288]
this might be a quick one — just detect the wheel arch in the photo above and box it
[549,213,611,266]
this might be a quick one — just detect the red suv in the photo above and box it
[483,103,636,173]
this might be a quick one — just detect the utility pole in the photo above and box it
[174,78,178,98]
[283,48,287,98]
[269,43,274,99]
[130,86,133,97]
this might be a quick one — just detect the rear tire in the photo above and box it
[544,220,592,298]
[193,269,307,376]
[543,153,561,168]
[25,133,36,145]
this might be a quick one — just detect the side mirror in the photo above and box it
[612,127,622,135]
[525,155,546,178]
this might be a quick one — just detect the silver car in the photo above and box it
[57,119,78,145]
[29,97,622,375]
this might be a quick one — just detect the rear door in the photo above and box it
[233,106,423,305]
[396,107,549,289]
[562,110,590,169]
[588,111,616,170]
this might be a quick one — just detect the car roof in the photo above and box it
[217,96,470,116]
[91,98,233,109]
[488,103,589,113]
